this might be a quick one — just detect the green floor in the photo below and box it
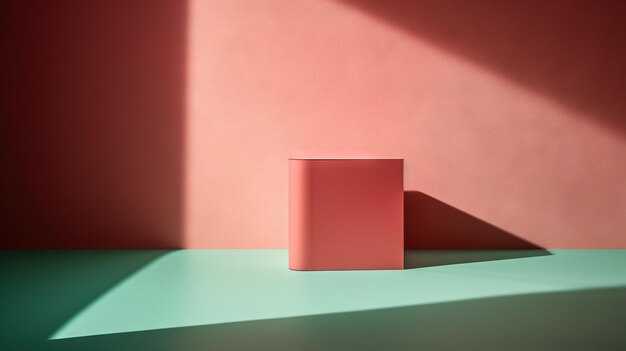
[2,250,626,350]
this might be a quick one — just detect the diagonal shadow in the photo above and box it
[4,250,625,350]
[405,250,551,269]
[43,286,626,351]
[337,0,626,135]
[0,250,171,350]
[404,191,550,268]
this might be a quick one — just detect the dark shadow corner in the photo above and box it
[0,0,188,249]
[404,190,551,269]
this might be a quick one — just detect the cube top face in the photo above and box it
[289,159,404,271]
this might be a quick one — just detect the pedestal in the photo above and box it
[289,159,404,270]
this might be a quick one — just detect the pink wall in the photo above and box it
[2,1,624,249]
[186,0,626,248]
[0,0,186,248]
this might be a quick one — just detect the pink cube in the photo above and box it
[289,159,404,270]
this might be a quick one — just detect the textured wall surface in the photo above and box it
[185,0,626,248]
[2,1,625,248]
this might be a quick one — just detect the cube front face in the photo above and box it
[289,159,404,270]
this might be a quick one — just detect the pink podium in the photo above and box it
[289,159,404,270]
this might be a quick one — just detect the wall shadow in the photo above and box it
[338,0,626,134]
[404,191,550,268]
[0,0,187,248]
[38,287,626,350]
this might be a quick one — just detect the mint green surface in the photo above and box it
[2,250,626,350]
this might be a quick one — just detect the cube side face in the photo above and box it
[289,159,404,270]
